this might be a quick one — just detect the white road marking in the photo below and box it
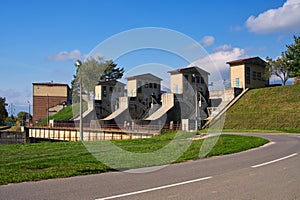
[95,176,212,200]
[251,153,298,168]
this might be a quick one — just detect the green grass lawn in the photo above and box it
[37,102,88,126]
[0,132,268,185]
[223,85,300,132]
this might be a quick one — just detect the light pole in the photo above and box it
[75,60,83,141]
[27,100,30,126]
[193,74,198,130]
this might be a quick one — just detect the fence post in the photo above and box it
[276,114,278,129]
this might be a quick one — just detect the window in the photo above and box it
[257,72,262,81]
[102,86,107,97]
[149,83,153,88]
[184,75,189,89]
[201,77,204,84]
[109,87,113,92]
[145,82,149,88]
[153,83,157,88]
[137,81,142,93]
[246,67,251,84]
[192,76,196,83]
[253,71,257,80]
[235,78,240,88]
[184,75,189,81]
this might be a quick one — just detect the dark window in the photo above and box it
[184,75,189,89]
[149,83,153,88]
[184,75,189,81]
[153,83,157,88]
[137,81,142,93]
[145,82,149,88]
[192,76,196,83]
[103,86,107,97]
[246,67,251,84]
[192,75,200,83]
[253,71,257,80]
[257,72,262,80]
[109,87,113,92]
[201,77,204,84]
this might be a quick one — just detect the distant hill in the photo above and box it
[223,84,300,132]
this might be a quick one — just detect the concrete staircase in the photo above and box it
[202,88,249,129]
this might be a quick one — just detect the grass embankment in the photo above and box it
[37,102,88,126]
[0,132,268,185]
[223,84,300,133]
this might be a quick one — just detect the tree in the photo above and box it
[266,35,300,86]
[71,67,80,103]
[266,53,291,86]
[285,35,300,78]
[71,57,124,101]
[17,111,32,126]
[0,97,8,125]
[17,111,32,121]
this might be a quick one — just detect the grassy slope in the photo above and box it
[38,102,87,126]
[223,85,300,132]
[0,132,268,185]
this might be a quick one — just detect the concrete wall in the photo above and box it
[230,64,245,88]
[230,63,268,89]
[95,82,125,101]
[127,79,137,97]
[170,73,183,94]
[95,85,102,100]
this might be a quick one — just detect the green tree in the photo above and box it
[4,116,15,126]
[266,35,300,86]
[71,57,124,101]
[285,35,300,77]
[17,111,32,121]
[0,97,8,125]
[71,66,80,103]
[266,53,291,86]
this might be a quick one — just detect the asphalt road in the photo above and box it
[1,133,299,200]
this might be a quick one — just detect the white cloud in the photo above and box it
[48,49,86,61]
[191,44,246,89]
[193,44,245,72]
[246,0,300,34]
[200,36,215,47]
[213,44,234,52]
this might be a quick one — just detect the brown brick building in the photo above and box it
[32,82,71,123]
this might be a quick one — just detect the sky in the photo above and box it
[0,0,300,115]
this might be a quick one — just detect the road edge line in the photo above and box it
[95,176,212,200]
[251,153,298,168]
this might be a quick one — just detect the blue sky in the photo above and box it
[0,0,300,114]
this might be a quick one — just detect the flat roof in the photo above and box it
[168,66,210,75]
[125,73,162,81]
[96,80,126,85]
[226,56,266,66]
[32,82,70,87]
